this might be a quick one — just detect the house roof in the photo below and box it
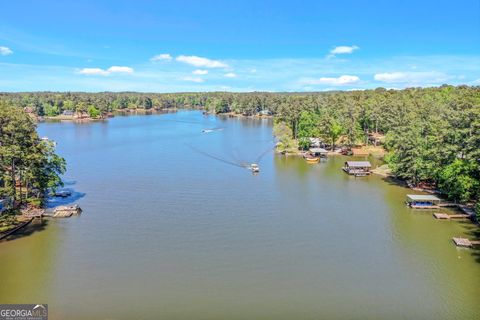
[346,161,371,167]
[406,194,441,202]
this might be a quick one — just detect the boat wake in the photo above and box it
[188,143,274,172]
[202,127,224,133]
[187,144,246,168]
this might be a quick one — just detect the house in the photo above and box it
[24,106,34,113]
[406,194,441,209]
[0,197,12,214]
[343,161,372,176]
[258,109,272,116]
[62,110,74,116]
[309,138,327,148]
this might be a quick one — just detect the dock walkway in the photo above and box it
[433,213,471,220]
[452,237,480,248]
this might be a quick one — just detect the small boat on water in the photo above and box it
[303,152,320,163]
[202,127,224,133]
[54,190,72,198]
[250,163,260,173]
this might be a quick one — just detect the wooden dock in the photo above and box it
[410,204,439,209]
[452,237,480,248]
[433,213,471,220]
[438,202,458,207]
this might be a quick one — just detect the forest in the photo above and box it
[0,102,66,231]
[0,86,479,214]
[0,102,65,205]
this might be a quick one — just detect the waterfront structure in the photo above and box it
[406,194,441,209]
[309,148,328,157]
[343,161,372,176]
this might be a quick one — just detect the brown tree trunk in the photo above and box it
[19,170,22,205]
[11,159,16,203]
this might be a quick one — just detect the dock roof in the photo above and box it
[309,148,328,153]
[406,194,441,202]
[345,161,371,167]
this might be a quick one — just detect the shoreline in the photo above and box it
[0,215,34,241]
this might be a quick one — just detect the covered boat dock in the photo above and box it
[309,148,328,158]
[342,161,372,176]
[406,194,441,209]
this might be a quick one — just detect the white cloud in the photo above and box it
[182,76,204,83]
[374,71,448,84]
[151,53,172,62]
[77,66,134,76]
[107,66,134,74]
[78,68,109,76]
[249,68,257,73]
[224,72,237,78]
[0,46,13,56]
[300,75,360,85]
[192,69,208,75]
[328,45,359,57]
[176,55,228,68]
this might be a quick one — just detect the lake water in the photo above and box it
[1,110,479,319]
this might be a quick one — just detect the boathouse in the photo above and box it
[309,148,328,157]
[406,194,441,209]
[343,161,371,176]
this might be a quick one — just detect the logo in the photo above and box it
[0,304,48,320]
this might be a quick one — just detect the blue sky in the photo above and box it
[0,0,479,92]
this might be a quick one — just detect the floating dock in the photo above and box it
[53,205,82,217]
[433,213,471,220]
[452,237,480,248]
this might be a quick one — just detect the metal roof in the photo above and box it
[309,148,328,153]
[406,194,441,201]
[345,161,371,167]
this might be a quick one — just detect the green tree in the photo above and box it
[87,105,100,118]
[327,120,344,151]
[0,103,66,206]
[438,159,478,202]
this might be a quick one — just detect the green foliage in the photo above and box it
[43,103,60,116]
[298,138,311,150]
[142,97,153,109]
[297,111,321,139]
[0,103,66,207]
[273,121,297,153]
[438,160,478,202]
[87,105,101,118]
[0,213,18,233]
[327,120,344,150]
